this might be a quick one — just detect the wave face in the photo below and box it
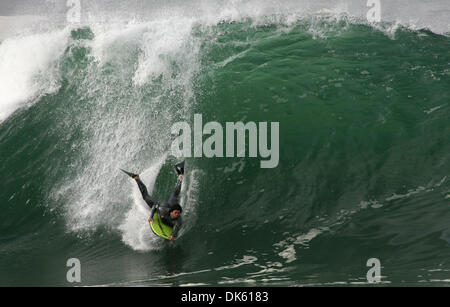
[0,1,449,286]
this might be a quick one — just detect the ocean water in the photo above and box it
[0,0,449,286]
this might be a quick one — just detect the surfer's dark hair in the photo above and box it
[170,203,183,213]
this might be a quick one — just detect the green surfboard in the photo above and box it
[149,212,175,240]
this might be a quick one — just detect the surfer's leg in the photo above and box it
[167,177,183,205]
[135,178,159,208]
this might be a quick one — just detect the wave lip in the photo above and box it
[0,28,69,122]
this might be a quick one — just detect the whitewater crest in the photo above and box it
[0,28,70,122]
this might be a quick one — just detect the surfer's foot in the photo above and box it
[120,169,139,179]
[174,161,185,176]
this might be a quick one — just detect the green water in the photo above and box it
[0,16,449,286]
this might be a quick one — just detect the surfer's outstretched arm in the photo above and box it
[168,175,183,206]
[135,178,160,209]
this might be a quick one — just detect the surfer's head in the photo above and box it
[169,204,182,219]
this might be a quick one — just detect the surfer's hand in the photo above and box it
[148,217,153,223]
[178,174,184,180]
[169,235,175,242]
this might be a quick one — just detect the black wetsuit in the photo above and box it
[136,178,183,238]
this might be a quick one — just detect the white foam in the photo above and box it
[133,17,198,86]
[295,227,329,246]
[178,168,202,235]
[180,283,209,287]
[424,105,445,114]
[278,245,296,263]
[32,0,447,36]
[385,186,426,202]
[88,22,149,66]
[87,17,200,88]
[215,255,258,271]
[0,28,69,122]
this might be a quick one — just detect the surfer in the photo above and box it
[121,161,184,241]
